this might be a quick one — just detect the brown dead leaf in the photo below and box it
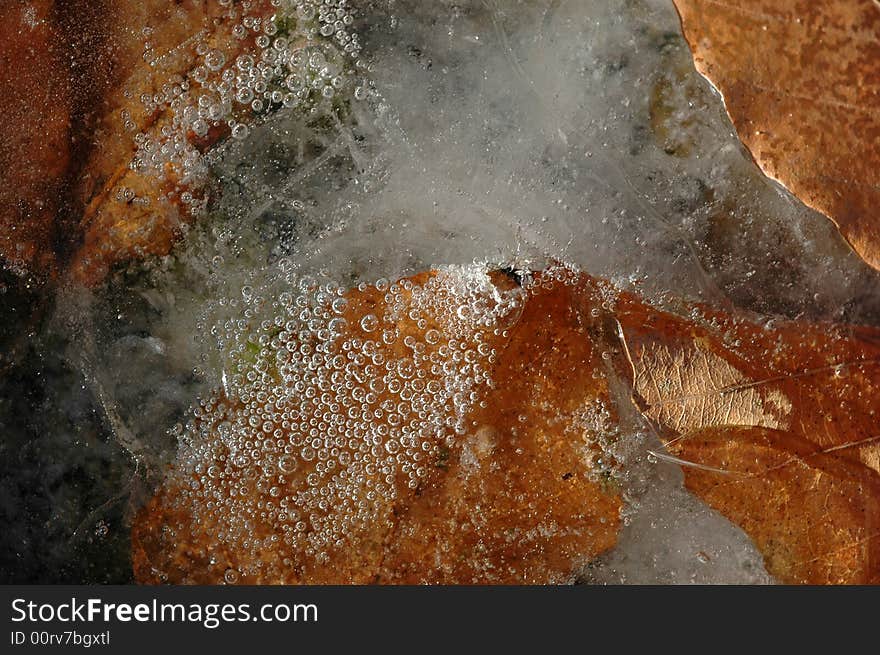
[131,268,623,584]
[0,0,71,278]
[68,0,277,286]
[132,267,880,584]
[71,0,288,285]
[0,1,236,282]
[616,292,880,583]
[0,1,319,286]
[671,0,880,270]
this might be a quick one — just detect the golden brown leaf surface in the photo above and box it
[132,267,880,584]
[671,0,880,270]
[63,0,280,285]
[131,269,623,584]
[69,0,277,285]
[617,293,880,583]
[0,1,277,285]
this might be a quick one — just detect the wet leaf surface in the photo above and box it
[0,0,71,279]
[0,1,309,286]
[69,0,278,286]
[133,268,880,584]
[132,270,624,584]
[671,0,880,270]
[617,287,880,583]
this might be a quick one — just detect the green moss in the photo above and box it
[233,325,283,381]
[272,13,297,39]
[244,339,262,359]
[597,469,620,495]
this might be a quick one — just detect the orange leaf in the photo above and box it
[131,268,624,584]
[133,267,880,584]
[68,0,278,286]
[0,1,345,287]
[671,0,880,270]
[616,284,880,583]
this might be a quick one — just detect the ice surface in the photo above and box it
[584,456,773,584]
[7,0,880,582]
[85,0,880,583]
[128,0,880,328]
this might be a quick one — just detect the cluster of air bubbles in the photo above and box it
[166,264,526,572]
[128,0,365,216]
[566,401,621,484]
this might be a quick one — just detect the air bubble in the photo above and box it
[205,50,226,71]
[360,314,379,332]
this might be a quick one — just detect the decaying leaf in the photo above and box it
[0,1,360,286]
[131,268,624,584]
[616,289,880,583]
[671,0,880,270]
[0,0,268,282]
[0,0,71,278]
[132,266,880,584]
[69,0,278,286]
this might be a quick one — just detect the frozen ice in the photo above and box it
[7,0,880,582]
[85,0,880,583]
